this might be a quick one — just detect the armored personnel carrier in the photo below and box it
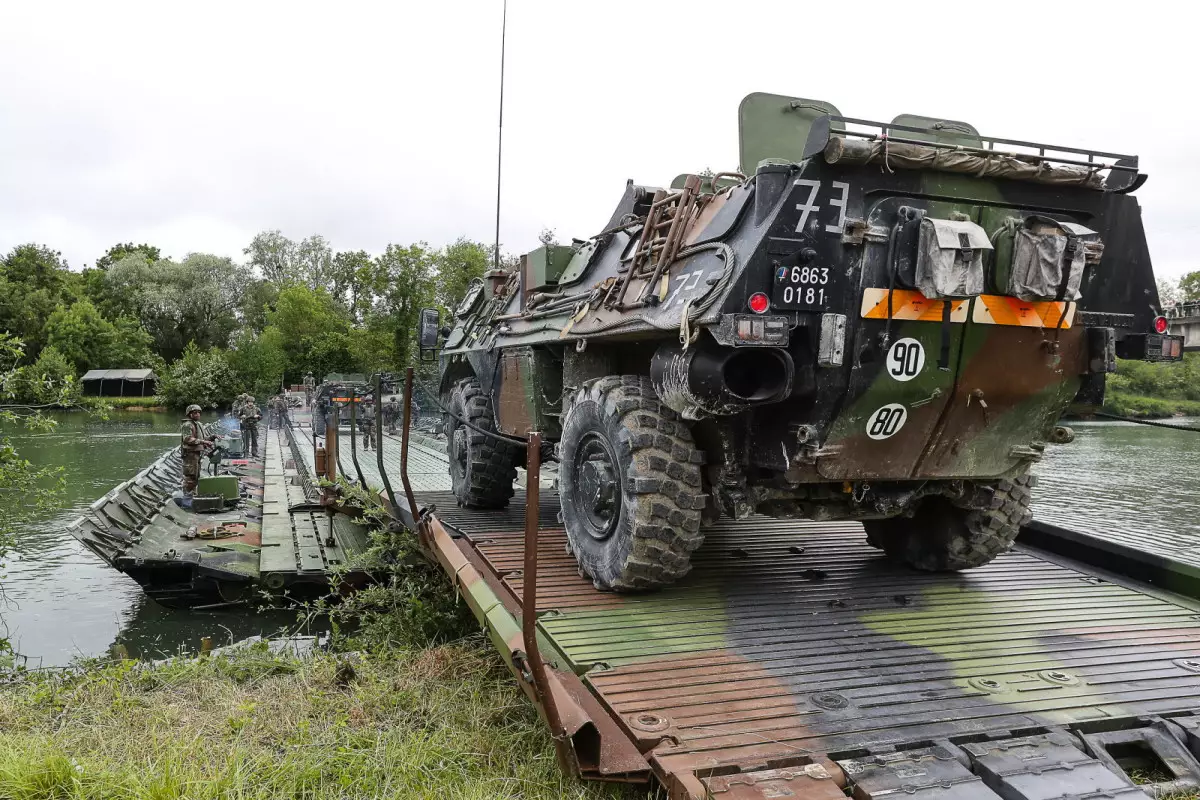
[422,92,1183,591]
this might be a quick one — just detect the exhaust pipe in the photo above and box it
[650,340,793,420]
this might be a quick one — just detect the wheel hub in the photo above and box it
[571,433,620,540]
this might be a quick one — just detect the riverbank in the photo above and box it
[0,637,631,800]
[1101,353,1200,419]
[1101,391,1200,419]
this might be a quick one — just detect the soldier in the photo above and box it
[232,392,253,422]
[273,394,288,428]
[239,400,262,458]
[180,404,217,496]
[303,372,316,408]
[360,399,376,450]
[386,396,401,435]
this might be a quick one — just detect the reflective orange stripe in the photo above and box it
[860,289,1075,329]
[973,296,1075,329]
[860,288,968,322]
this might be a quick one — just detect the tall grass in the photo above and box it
[0,641,641,800]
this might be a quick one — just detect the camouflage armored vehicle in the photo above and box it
[422,92,1183,591]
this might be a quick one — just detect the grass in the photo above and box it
[1102,391,1200,419]
[80,396,167,411]
[0,505,646,800]
[0,639,643,800]
[1127,767,1199,799]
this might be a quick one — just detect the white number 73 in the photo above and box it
[665,269,704,308]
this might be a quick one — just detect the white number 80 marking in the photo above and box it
[866,403,908,440]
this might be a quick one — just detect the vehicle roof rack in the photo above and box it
[803,115,1145,192]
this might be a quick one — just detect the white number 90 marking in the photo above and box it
[887,338,925,382]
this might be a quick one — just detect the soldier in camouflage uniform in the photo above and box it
[303,373,316,408]
[386,397,401,435]
[278,394,289,426]
[360,399,376,450]
[180,404,216,495]
[239,400,261,458]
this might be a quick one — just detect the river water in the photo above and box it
[0,411,316,667]
[2,411,1196,666]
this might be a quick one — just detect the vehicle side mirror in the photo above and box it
[418,307,441,360]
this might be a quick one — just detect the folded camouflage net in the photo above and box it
[824,136,1105,189]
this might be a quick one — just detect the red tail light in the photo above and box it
[1153,315,1169,334]
[748,292,770,314]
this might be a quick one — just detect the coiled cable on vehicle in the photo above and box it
[563,241,737,337]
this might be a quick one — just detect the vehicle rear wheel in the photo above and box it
[444,377,518,508]
[559,376,705,591]
[863,473,1035,571]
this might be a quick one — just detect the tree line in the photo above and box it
[0,233,507,409]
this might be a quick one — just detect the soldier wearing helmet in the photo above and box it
[180,404,217,495]
[238,397,262,458]
[302,372,316,408]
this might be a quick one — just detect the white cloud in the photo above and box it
[1,0,1195,278]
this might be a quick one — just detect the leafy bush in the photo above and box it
[157,343,242,410]
[1103,391,1200,419]
[1111,353,1200,402]
[86,395,166,409]
[5,345,80,406]
[44,300,154,374]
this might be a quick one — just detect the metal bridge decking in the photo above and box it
[293,405,1200,797]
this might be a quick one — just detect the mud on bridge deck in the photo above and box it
[413,489,1200,799]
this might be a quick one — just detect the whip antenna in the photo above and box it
[493,0,508,273]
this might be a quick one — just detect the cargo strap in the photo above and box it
[938,298,953,370]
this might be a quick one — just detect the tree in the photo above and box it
[239,279,280,333]
[228,327,289,397]
[376,243,437,367]
[268,284,351,346]
[44,300,154,374]
[1158,277,1182,308]
[8,345,81,405]
[331,250,380,320]
[105,252,250,360]
[295,235,334,292]
[95,242,160,271]
[1179,271,1200,303]
[157,343,241,409]
[244,230,299,286]
[434,238,490,312]
[0,244,73,358]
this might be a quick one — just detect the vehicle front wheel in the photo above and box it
[444,377,518,508]
[559,376,706,591]
[863,473,1035,571]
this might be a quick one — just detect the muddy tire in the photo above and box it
[444,377,518,509]
[559,376,705,591]
[863,473,1035,571]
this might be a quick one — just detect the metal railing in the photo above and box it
[394,369,568,768]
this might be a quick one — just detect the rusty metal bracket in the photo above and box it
[520,431,570,770]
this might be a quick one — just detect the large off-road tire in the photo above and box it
[444,377,518,508]
[559,376,705,591]
[863,473,1036,571]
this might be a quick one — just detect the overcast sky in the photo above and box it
[1,0,1196,279]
